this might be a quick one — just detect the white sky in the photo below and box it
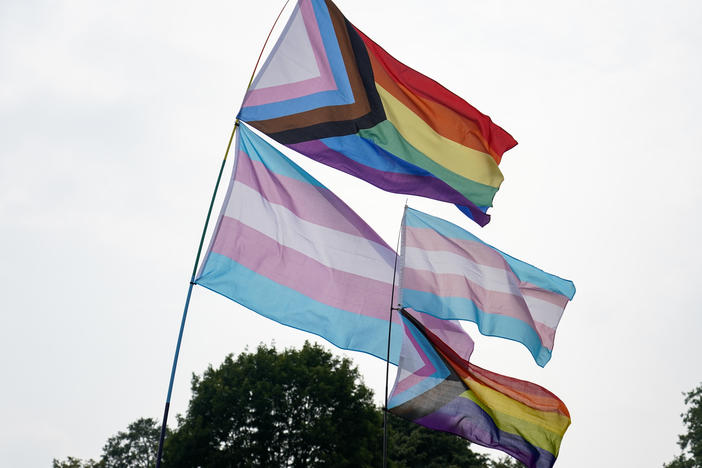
[1,1,701,466]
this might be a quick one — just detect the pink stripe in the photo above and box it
[243,0,337,107]
[403,268,536,328]
[520,282,570,308]
[405,226,510,270]
[243,75,333,107]
[534,321,555,350]
[406,308,474,360]
[393,321,437,394]
[236,148,390,249]
[403,268,555,350]
[211,216,400,324]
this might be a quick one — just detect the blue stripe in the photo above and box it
[238,125,326,188]
[401,288,552,367]
[309,0,353,102]
[388,317,451,408]
[238,0,355,121]
[405,208,575,299]
[196,252,402,364]
[321,134,434,176]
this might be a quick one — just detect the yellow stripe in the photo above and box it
[377,85,504,188]
[462,389,567,456]
[466,378,570,435]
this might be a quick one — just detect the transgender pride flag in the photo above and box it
[399,207,576,367]
[196,124,472,364]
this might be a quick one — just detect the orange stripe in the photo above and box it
[365,40,503,164]
[468,364,570,418]
[434,344,569,417]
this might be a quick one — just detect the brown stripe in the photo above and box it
[248,0,372,134]
[390,376,466,421]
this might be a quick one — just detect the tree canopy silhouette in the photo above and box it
[163,342,489,467]
[56,342,496,467]
[665,382,702,468]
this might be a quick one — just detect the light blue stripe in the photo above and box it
[238,125,326,188]
[308,0,353,102]
[405,208,575,299]
[239,89,354,122]
[196,252,402,364]
[388,317,451,408]
[402,288,552,367]
[238,0,355,121]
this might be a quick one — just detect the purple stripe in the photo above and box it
[211,216,400,323]
[416,395,557,468]
[289,139,490,225]
[237,148,390,249]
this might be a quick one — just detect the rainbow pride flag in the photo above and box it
[196,124,475,364]
[389,310,570,468]
[238,0,517,226]
[400,207,576,367]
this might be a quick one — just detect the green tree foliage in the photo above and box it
[665,383,702,468]
[52,456,99,468]
[53,417,160,468]
[488,455,525,467]
[100,417,160,467]
[57,343,502,467]
[163,342,490,467]
[163,343,382,467]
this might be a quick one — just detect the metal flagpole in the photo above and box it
[383,205,405,468]
[154,2,292,465]
[155,120,238,468]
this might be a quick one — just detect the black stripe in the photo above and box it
[265,19,386,144]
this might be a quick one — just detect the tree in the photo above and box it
[488,456,524,467]
[53,417,160,468]
[665,383,702,468]
[163,342,382,467]
[52,457,99,468]
[101,417,160,467]
[57,343,493,467]
[163,342,490,467]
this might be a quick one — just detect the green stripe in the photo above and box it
[359,120,498,207]
[462,390,565,456]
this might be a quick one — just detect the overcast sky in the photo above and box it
[2,1,701,466]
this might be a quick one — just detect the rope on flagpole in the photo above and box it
[155,2,293,465]
[383,205,406,468]
[247,0,291,90]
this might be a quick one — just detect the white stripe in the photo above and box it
[523,295,564,329]
[403,246,521,296]
[225,181,396,283]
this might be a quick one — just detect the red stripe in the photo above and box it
[354,26,518,160]
[467,363,570,418]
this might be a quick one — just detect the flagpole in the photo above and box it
[154,120,239,467]
[383,214,404,468]
[154,2,293,464]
